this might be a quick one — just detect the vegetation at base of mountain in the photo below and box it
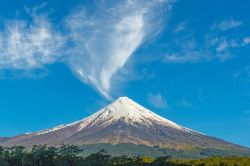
[0,145,250,166]
[79,143,250,158]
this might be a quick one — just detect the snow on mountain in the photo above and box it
[33,96,193,136]
[77,97,193,132]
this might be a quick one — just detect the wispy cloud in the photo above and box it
[147,92,168,109]
[174,21,186,32]
[178,97,197,110]
[216,41,228,52]
[164,38,211,63]
[211,18,242,31]
[164,40,230,64]
[0,0,174,99]
[0,15,64,70]
[233,66,250,83]
[164,30,248,64]
[216,39,239,52]
[243,37,250,45]
[165,52,207,63]
[64,0,173,99]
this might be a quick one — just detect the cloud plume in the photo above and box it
[65,0,172,98]
[0,0,173,99]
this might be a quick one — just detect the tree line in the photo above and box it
[0,145,249,166]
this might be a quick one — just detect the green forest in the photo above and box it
[0,145,250,166]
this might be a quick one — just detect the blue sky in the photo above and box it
[0,0,250,147]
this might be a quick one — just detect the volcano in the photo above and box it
[0,97,249,157]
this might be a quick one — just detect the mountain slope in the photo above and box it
[0,97,249,156]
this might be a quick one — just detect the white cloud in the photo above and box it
[174,22,186,32]
[233,66,250,83]
[164,50,233,64]
[243,37,250,44]
[216,41,228,52]
[217,39,240,51]
[211,18,242,31]
[165,52,205,63]
[164,38,211,63]
[65,0,173,98]
[179,98,196,109]
[164,34,247,64]
[0,16,64,70]
[147,92,168,109]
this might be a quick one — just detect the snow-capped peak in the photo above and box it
[97,96,152,122]
[78,96,193,132]
[32,97,195,136]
